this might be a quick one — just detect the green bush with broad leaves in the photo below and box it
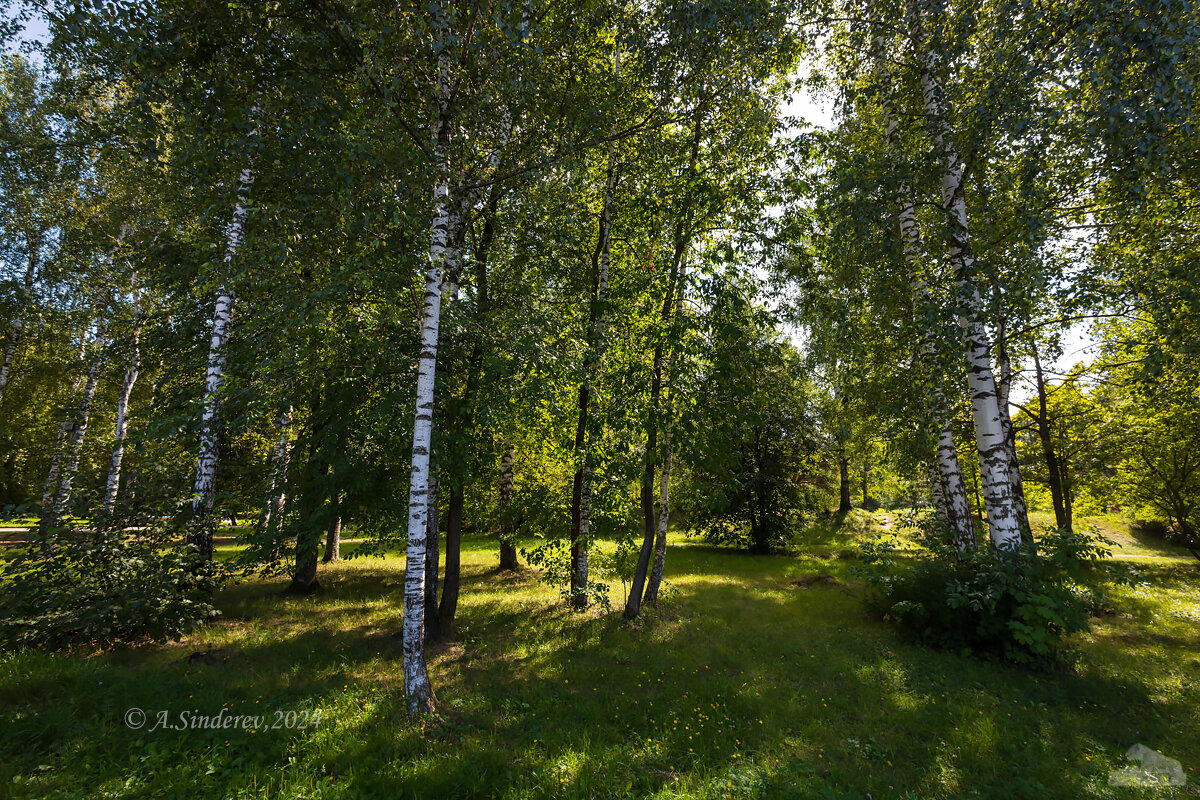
[0,529,220,649]
[860,515,1120,667]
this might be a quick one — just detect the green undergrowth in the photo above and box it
[1,516,1198,799]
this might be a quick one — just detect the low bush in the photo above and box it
[860,518,1118,667]
[0,530,220,649]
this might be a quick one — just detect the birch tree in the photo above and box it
[569,137,617,607]
[99,304,143,526]
[876,47,974,549]
[189,159,253,562]
[905,0,1021,548]
[398,0,455,714]
[48,322,105,529]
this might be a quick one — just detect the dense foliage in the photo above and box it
[0,0,1196,701]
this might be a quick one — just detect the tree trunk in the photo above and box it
[39,329,90,540]
[626,106,704,620]
[498,442,518,569]
[929,461,947,516]
[992,288,1030,539]
[838,451,852,513]
[645,253,686,605]
[402,29,451,714]
[436,483,463,632]
[933,420,976,550]
[1033,350,1071,531]
[259,406,294,557]
[50,336,104,529]
[432,204,480,632]
[1061,457,1074,532]
[39,417,74,541]
[570,142,617,607]
[877,39,975,551]
[100,308,143,530]
[908,3,1021,549]
[288,391,327,594]
[190,163,254,562]
[323,491,341,562]
[0,230,40,407]
[424,476,441,640]
[643,424,672,605]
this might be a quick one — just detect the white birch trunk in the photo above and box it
[190,164,254,560]
[40,418,72,523]
[906,6,1021,549]
[53,338,104,525]
[100,309,143,525]
[0,231,39,406]
[992,319,1029,536]
[877,40,975,551]
[39,329,93,538]
[402,22,451,715]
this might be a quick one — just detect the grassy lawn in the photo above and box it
[2,512,1198,798]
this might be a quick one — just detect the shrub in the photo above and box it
[0,530,220,649]
[860,519,1118,667]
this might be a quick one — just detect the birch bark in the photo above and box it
[52,333,105,527]
[626,109,704,619]
[643,414,672,604]
[402,11,452,713]
[190,162,254,561]
[877,44,975,550]
[992,315,1030,537]
[906,3,1021,548]
[100,307,144,528]
[0,230,40,406]
[39,333,89,540]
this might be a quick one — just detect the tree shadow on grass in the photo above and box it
[1,538,1194,799]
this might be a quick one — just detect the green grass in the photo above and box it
[2,516,1198,799]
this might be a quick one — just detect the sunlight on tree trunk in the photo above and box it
[907,1,1020,549]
